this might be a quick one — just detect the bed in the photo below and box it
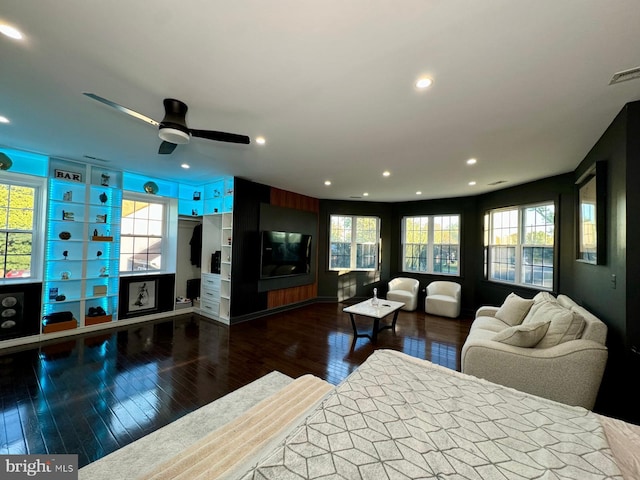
[81,349,640,479]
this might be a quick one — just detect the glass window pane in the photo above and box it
[148,220,162,236]
[6,233,31,254]
[330,242,350,269]
[148,238,162,254]
[133,237,149,254]
[8,208,34,230]
[148,203,164,220]
[11,186,35,209]
[121,217,134,235]
[120,236,134,255]
[133,218,148,236]
[134,202,150,219]
[356,243,376,269]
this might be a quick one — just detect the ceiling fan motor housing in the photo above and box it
[159,98,191,144]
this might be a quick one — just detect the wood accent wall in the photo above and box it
[270,188,320,213]
[268,188,320,308]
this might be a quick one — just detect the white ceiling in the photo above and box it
[1,1,640,202]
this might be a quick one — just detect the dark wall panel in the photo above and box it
[626,102,640,357]
[567,103,633,419]
[0,282,41,339]
[118,274,175,319]
[230,177,270,317]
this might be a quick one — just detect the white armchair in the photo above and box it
[425,281,461,318]
[387,277,419,311]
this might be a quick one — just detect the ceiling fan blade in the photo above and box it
[158,141,178,154]
[190,129,251,144]
[83,93,160,126]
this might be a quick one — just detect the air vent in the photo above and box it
[83,155,110,163]
[349,196,362,199]
[609,66,640,85]
[487,180,507,186]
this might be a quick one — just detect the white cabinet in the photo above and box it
[200,273,221,318]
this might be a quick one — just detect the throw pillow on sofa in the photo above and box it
[523,301,585,348]
[492,320,551,347]
[495,293,535,326]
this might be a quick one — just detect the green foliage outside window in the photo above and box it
[1,183,35,278]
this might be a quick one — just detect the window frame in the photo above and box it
[484,201,556,290]
[328,214,381,271]
[119,192,170,275]
[0,172,46,283]
[401,214,461,276]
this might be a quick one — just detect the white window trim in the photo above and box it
[401,214,460,276]
[328,214,381,271]
[0,172,46,284]
[485,202,555,290]
[120,191,174,276]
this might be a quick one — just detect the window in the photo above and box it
[0,179,40,280]
[402,215,460,275]
[120,195,167,273]
[484,203,555,289]
[329,215,380,270]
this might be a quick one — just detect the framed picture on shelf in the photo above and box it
[126,280,158,314]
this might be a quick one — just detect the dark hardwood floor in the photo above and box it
[0,302,472,468]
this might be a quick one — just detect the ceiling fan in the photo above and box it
[83,93,250,154]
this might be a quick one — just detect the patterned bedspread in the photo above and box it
[241,349,622,479]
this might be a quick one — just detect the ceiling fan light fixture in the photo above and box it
[159,127,190,144]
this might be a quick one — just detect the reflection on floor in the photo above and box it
[0,302,472,467]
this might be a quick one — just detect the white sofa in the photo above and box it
[461,292,608,410]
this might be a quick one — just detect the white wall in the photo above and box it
[176,218,202,298]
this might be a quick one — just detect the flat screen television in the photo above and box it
[260,230,312,279]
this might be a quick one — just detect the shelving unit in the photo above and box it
[178,183,203,217]
[196,177,233,323]
[42,159,122,334]
[220,212,232,321]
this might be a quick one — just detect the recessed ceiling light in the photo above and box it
[466,158,477,165]
[324,180,331,186]
[0,24,23,40]
[0,116,9,124]
[415,77,433,89]
[363,192,369,197]
[181,163,190,169]
[468,181,477,186]
[382,171,391,177]
[416,191,422,195]
[256,136,266,145]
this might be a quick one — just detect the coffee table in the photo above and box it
[343,299,405,342]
